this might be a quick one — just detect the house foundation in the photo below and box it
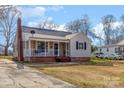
[24,56,90,63]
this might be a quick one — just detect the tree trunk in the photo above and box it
[4,46,8,56]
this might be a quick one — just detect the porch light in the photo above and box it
[30,30,35,37]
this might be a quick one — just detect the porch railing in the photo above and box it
[24,49,70,57]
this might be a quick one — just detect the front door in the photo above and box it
[54,43,58,56]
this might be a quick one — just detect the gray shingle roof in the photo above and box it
[98,39,124,48]
[117,40,124,45]
[22,26,72,37]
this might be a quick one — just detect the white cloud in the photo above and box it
[93,23,104,39]
[28,22,38,27]
[48,6,64,12]
[33,7,46,16]
[47,17,53,21]
[57,24,66,31]
[17,6,46,18]
[113,22,121,29]
[93,21,122,40]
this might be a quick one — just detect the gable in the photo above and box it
[67,32,91,43]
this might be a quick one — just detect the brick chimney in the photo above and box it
[17,17,24,61]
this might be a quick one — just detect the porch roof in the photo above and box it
[29,37,70,42]
[117,40,124,46]
[98,40,124,48]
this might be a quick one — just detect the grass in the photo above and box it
[0,56,13,61]
[90,59,112,63]
[33,64,124,88]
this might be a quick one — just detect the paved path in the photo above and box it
[0,59,74,88]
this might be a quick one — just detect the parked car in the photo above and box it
[98,53,105,59]
[95,53,104,58]
[108,54,123,60]
[101,54,109,59]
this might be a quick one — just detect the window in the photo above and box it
[100,48,102,52]
[115,48,118,53]
[76,41,87,50]
[84,42,87,50]
[79,43,83,49]
[37,41,45,52]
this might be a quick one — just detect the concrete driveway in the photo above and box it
[0,59,74,88]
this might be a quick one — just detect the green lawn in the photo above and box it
[34,64,124,88]
[90,59,112,63]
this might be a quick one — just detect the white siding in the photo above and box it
[13,32,18,57]
[70,33,91,57]
[97,46,119,55]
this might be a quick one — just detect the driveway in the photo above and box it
[0,59,74,88]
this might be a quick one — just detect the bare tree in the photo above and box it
[119,15,124,34]
[81,15,91,35]
[66,19,81,32]
[109,15,124,44]
[66,14,100,40]
[66,15,91,35]
[38,18,59,30]
[102,15,116,45]
[0,5,20,55]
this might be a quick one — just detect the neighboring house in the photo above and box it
[13,17,91,62]
[97,40,124,56]
[111,35,124,44]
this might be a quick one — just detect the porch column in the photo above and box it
[53,42,54,56]
[35,41,37,50]
[29,40,31,56]
[45,41,46,56]
[65,42,67,56]
[65,42,69,56]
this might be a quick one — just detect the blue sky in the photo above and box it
[1,5,124,47]
[18,5,124,28]
[18,5,124,46]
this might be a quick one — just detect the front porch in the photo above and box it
[24,39,70,57]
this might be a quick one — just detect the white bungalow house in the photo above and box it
[13,17,91,63]
[97,40,124,56]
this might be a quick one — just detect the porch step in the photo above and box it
[55,56,71,62]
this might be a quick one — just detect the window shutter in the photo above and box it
[82,43,83,49]
[84,42,86,50]
[76,41,78,50]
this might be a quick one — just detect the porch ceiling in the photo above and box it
[29,37,69,42]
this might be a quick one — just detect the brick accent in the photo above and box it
[71,57,90,62]
[24,56,90,63]
[55,56,71,62]
[30,56,56,63]
[17,17,24,61]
